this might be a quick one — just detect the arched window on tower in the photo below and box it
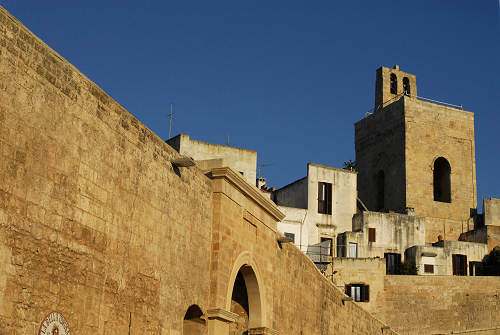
[403,77,410,96]
[433,157,451,203]
[390,74,397,94]
[376,170,385,211]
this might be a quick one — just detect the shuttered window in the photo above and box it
[452,254,467,276]
[424,264,434,273]
[345,284,369,302]
[368,228,376,242]
[318,182,332,214]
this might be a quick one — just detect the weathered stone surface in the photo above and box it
[376,276,500,335]
[0,5,397,335]
[356,66,476,242]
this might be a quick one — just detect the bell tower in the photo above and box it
[374,65,417,109]
[356,66,477,241]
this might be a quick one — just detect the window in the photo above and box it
[452,254,467,276]
[368,228,376,242]
[321,237,333,256]
[433,157,451,203]
[284,232,295,244]
[318,182,332,214]
[385,253,401,274]
[348,242,358,258]
[403,77,410,95]
[390,73,397,94]
[424,264,434,274]
[345,284,369,302]
[375,170,385,211]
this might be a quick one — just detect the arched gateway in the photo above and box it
[226,253,265,334]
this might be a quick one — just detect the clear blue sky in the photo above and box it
[2,1,500,209]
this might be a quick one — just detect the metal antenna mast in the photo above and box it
[258,163,272,179]
[168,103,174,139]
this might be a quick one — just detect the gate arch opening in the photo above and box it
[183,304,206,335]
[227,258,264,334]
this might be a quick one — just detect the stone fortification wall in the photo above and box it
[272,244,396,334]
[0,5,399,335]
[0,6,213,334]
[376,276,500,335]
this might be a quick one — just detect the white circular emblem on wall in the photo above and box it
[38,312,70,335]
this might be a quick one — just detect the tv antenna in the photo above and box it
[258,163,272,179]
[167,103,174,139]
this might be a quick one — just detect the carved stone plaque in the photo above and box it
[38,312,70,335]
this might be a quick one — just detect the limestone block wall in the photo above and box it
[355,98,407,213]
[485,198,500,227]
[405,98,476,231]
[376,276,500,335]
[0,6,213,334]
[374,66,417,108]
[329,258,386,315]
[209,167,396,334]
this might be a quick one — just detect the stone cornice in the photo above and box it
[248,327,280,335]
[205,308,238,323]
[209,167,285,222]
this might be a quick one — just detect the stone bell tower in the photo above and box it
[355,65,477,241]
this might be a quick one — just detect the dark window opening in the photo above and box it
[375,170,385,211]
[284,232,295,244]
[433,157,451,203]
[385,253,401,274]
[452,254,467,276]
[368,228,376,243]
[345,284,369,302]
[424,264,434,273]
[321,237,333,256]
[390,73,397,94]
[469,261,481,276]
[318,182,332,214]
[403,77,410,95]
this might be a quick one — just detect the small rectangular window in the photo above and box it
[424,264,434,273]
[368,228,376,242]
[284,232,295,244]
[345,284,369,302]
[318,182,332,214]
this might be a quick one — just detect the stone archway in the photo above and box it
[226,253,265,333]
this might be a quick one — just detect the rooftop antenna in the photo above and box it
[258,163,272,179]
[168,103,174,139]
[226,133,230,146]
